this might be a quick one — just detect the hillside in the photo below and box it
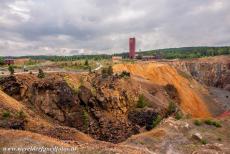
[113,62,211,118]
[0,56,230,153]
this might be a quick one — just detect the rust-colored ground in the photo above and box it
[113,62,211,118]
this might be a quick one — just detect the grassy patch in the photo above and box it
[16,110,26,119]
[175,112,183,120]
[194,120,202,126]
[82,110,89,129]
[136,94,148,108]
[201,139,207,145]
[2,111,11,118]
[152,115,162,128]
[167,101,177,115]
[203,119,222,128]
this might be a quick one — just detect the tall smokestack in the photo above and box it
[129,38,136,59]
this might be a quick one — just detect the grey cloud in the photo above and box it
[0,0,230,56]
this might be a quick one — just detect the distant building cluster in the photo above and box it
[4,58,15,65]
[112,56,122,62]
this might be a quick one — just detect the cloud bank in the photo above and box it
[0,0,230,56]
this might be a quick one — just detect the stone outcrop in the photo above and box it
[170,60,230,90]
[0,73,167,143]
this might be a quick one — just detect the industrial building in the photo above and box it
[4,59,15,65]
[129,38,136,59]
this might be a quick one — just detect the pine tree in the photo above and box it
[37,69,45,78]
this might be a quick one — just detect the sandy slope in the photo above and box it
[113,62,211,118]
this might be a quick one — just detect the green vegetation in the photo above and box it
[2,111,11,118]
[0,57,4,65]
[84,59,89,66]
[101,66,113,77]
[82,110,89,129]
[15,54,111,62]
[136,46,230,59]
[175,112,183,120]
[119,71,131,78]
[204,119,222,127]
[194,120,202,126]
[167,101,177,115]
[25,59,39,66]
[3,46,230,63]
[152,115,162,128]
[194,119,222,127]
[16,110,26,119]
[201,139,207,145]
[107,65,113,75]
[136,94,148,108]
[8,65,14,75]
[37,69,45,78]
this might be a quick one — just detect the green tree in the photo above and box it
[84,60,89,66]
[37,69,45,78]
[0,57,4,65]
[8,65,14,75]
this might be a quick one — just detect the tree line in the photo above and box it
[1,46,230,63]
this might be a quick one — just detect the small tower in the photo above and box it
[129,38,136,59]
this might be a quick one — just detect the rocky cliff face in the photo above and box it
[0,73,170,143]
[169,59,230,90]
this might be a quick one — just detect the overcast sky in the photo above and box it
[0,0,230,56]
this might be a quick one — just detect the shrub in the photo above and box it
[107,65,113,76]
[101,66,113,77]
[82,110,89,128]
[152,115,162,128]
[2,111,11,118]
[201,139,207,145]
[8,65,14,75]
[84,60,89,66]
[0,57,4,65]
[136,94,148,108]
[203,119,222,128]
[175,112,183,120]
[119,71,130,78]
[37,69,45,78]
[194,120,202,126]
[167,101,177,115]
[204,119,212,125]
[17,110,26,119]
[212,121,222,128]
